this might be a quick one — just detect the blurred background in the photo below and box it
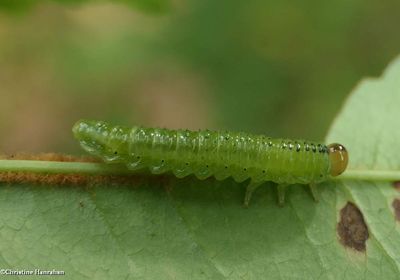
[0,0,399,154]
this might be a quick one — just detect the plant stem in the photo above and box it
[0,160,399,182]
[0,160,133,176]
[335,170,400,181]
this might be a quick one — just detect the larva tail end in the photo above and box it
[72,119,97,138]
[72,120,130,162]
[72,119,110,148]
[72,119,108,157]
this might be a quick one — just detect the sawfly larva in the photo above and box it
[72,120,348,207]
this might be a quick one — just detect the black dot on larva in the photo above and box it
[262,170,266,173]
[206,165,209,168]
[225,166,228,169]
[161,160,165,163]
[186,162,189,166]
[136,156,141,159]
[311,144,316,152]
[114,151,118,155]
[244,168,247,171]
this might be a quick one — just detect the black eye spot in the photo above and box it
[243,168,247,171]
[114,151,118,155]
[206,165,209,168]
[262,170,266,173]
[225,166,228,169]
[161,159,165,163]
[186,162,189,166]
[136,156,141,159]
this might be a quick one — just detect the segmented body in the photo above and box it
[73,121,331,185]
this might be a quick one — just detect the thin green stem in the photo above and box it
[335,170,400,181]
[0,160,399,182]
[0,160,134,176]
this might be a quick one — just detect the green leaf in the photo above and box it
[1,56,400,279]
[325,55,400,276]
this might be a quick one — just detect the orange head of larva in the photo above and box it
[327,143,348,176]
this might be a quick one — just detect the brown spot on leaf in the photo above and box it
[392,199,400,221]
[337,202,369,252]
[393,181,400,191]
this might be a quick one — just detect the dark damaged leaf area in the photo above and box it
[337,202,369,252]
[393,181,400,192]
[392,199,400,222]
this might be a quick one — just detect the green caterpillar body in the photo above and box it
[73,120,348,206]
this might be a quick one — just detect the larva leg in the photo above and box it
[244,181,263,208]
[277,184,288,207]
[308,183,319,202]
